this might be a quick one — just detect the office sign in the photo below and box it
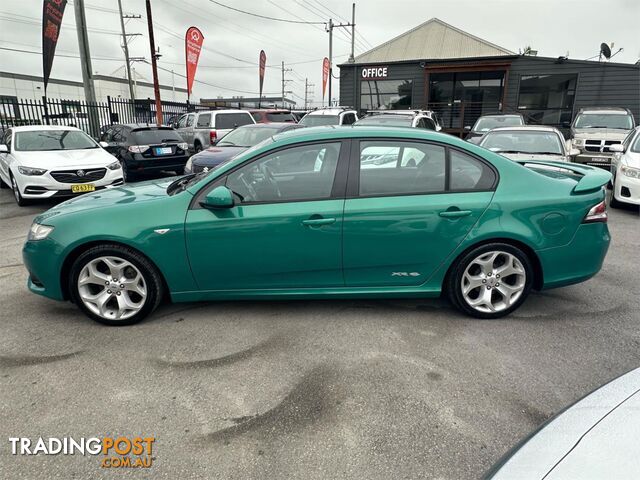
[185,26,204,97]
[361,66,389,79]
[42,0,68,92]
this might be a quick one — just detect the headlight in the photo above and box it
[571,138,585,147]
[621,165,640,179]
[178,142,188,150]
[185,157,193,171]
[28,223,54,241]
[18,166,47,176]
[106,161,121,170]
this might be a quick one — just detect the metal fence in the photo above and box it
[0,96,208,138]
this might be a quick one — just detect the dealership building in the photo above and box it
[339,18,640,136]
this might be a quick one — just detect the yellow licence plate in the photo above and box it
[71,183,96,193]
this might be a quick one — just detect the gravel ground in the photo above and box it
[0,187,638,479]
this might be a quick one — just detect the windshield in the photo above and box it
[266,112,296,122]
[473,116,524,132]
[631,132,640,153]
[217,126,282,147]
[574,113,633,130]
[130,128,183,144]
[299,115,339,127]
[355,115,413,127]
[14,130,98,151]
[481,130,564,155]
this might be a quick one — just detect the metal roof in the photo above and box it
[353,18,514,64]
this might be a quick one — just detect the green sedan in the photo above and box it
[23,126,612,325]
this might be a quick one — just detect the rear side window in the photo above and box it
[130,128,183,144]
[215,113,254,129]
[359,141,446,196]
[196,113,212,128]
[450,150,496,191]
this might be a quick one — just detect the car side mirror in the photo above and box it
[99,141,109,148]
[0,144,8,153]
[201,186,234,209]
[608,144,624,153]
[569,148,581,156]
[464,126,471,131]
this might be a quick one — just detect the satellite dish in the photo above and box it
[600,43,612,59]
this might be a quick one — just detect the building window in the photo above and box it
[360,79,413,111]
[517,74,577,127]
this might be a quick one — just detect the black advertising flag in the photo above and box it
[42,0,67,91]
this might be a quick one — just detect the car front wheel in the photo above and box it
[447,243,533,319]
[69,245,163,326]
[10,174,29,206]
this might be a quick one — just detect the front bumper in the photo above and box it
[614,171,640,206]
[16,169,124,199]
[537,223,610,290]
[573,152,613,170]
[23,238,66,301]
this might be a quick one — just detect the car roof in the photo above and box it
[272,125,453,144]
[9,125,82,132]
[249,109,292,113]
[236,122,300,130]
[485,126,561,134]
[577,107,631,114]
[478,113,523,118]
[201,109,252,115]
[112,124,175,129]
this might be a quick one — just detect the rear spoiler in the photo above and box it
[514,160,612,193]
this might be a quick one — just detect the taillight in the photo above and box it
[209,130,217,144]
[583,200,608,223]
[128,145,150,153]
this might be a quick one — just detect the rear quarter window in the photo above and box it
[450,150,496,191]
[215,113,254,130]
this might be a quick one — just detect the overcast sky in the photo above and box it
[1,0,639,106]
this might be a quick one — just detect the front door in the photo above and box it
[185,140,348,291]
[343,140,496,287]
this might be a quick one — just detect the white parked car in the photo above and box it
[609,126,640,208]
[299,107,359,127]
[0,125,124,206]
[479,126,579,162]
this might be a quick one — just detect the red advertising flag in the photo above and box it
[322,57,330,100]
[259,50,267,99]
[185,26,204,97]
[42,0,68,92]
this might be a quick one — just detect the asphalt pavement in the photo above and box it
[0,187,638,479]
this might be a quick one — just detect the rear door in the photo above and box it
[214,112,255,140]
[342,139,497,287]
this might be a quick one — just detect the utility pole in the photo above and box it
[326,8,355,106]
[73,0,99,138]
[350,3,356,63]
[116,0,139,101]
[281,61,292,109]
[304,78,315,110]
[145,0,163,125]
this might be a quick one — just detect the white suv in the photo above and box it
[175,110,255,153]
[299,108,359,127]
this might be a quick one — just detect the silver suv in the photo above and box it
[354,110,442,131]
[299,107,358,127]
[570,107,636,170]
[175,110,255,153]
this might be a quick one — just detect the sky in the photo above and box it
[1,0,639,107]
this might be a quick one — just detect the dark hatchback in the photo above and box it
[100,124,189,181]
[185,122,303,174]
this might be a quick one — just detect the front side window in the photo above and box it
[630,131,640,153]
[14,130,98,151]
[574,113,634,130]
[226,142,341,204]
[196,113,212,128]
[177,115,187,128]
[186,114,195,127]
[359,141,445,196]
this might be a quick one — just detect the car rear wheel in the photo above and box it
[69,245,163,326]
[447,243,533,319]
[194,142,202,153]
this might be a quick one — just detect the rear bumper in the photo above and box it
[537,223,610,290]
[125,154,189,172]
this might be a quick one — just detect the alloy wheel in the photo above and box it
[461,251,526,313]
[77,256,147,320]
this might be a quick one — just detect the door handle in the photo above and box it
[302,217,336,227]
[439,209,472,218]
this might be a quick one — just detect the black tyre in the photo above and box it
[446,243,534,319]
[68,244,164,326]
[194,142,202,153]
[10,174,30,206]
[609,178,623,209]
[0,176,8,189]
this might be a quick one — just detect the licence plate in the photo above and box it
[155,147,172,155]
[71,183,95,193]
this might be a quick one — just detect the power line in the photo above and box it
[0,46,124,62]
[207,0,325,25]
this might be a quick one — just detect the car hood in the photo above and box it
[35,178,177,222]
[15,148,116,169]
[572,128,630,139]
[192,146,247,166]
[498,153,568,162]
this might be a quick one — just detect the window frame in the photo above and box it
[190,139,352,210]
[346,138,499,199]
